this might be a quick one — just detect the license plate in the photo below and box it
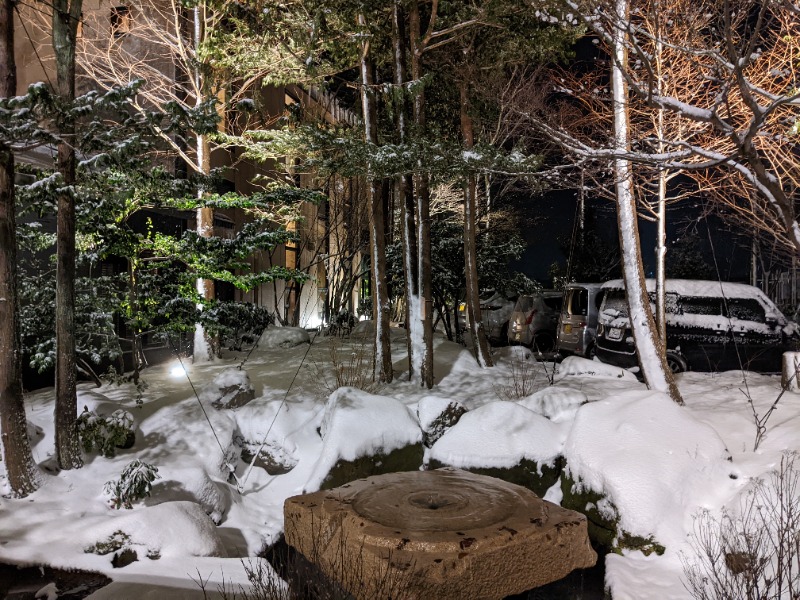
[564,324,573,334]
[607,327,623,341]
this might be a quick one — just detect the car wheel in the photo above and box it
[532,332,555,353]
[585,344,596,359]
[666,352,688,373]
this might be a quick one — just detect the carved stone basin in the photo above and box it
[284,468,597,599]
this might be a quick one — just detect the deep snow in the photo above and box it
[1,328,798,599]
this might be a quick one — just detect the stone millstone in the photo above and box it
[284,468,597,600]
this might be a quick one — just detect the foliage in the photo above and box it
[77,408,135,458]
[200,302,273,350]
[104,460,160,510]
[666,231,715,280]
[682,452,800,599]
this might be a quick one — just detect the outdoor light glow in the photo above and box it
[170,364,187,378]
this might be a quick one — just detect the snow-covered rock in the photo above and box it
[150,467,229,524]
[199,367,255,409]
[256,327,310,348]
[84,501,227,562]
[429,401,565,469]
[562,390,736,550]
[305,387,422,490]
[417,396,467,447]
[518,387,588,422]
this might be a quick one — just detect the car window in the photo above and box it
[572,289,589,315]
[544,296,563,311]
[603,290,628,317]
[514,296,534,312]
[680,297,723,316]
[726,298,766,323]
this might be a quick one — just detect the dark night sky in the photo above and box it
[510,191,753,285]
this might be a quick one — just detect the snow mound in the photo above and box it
[199,367,255,409]
[256,327,310,348]
[518,387,588,422]
[306,387,422,491]
[429,401,565,469]
[563,390,735,549]
[150,467,229,524]
[555,356,639,380]
[84,501,227,560]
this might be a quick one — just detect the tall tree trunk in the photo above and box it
[610,0,681,404]
[459,80,492,367]
[360,15,392,383]
[192,4,216,362]
[53,0,83,469]
[0,0,38,495]
[392,2,422,382]
[410,0,433,388]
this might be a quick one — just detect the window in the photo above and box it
[726,298,766,323]
[680,297,723,316]
[111,6,132,37]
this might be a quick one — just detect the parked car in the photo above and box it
[557,283,605,358]
[458,292,516,345]
[508,291,564,351]
[595,279,799,373]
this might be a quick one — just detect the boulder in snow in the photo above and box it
[306,387,423,491]
[257,327,310,348]
[84,501,227,564]
[148,466,229,524]
[518,387,588,422]
[428,401,565,497]
[417,396,468,448]
[555,355,639,381]
[201,367,255,409]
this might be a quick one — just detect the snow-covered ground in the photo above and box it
[1,327,798,599]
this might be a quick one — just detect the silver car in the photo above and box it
[556,283,605,358]
[508,291,563,351]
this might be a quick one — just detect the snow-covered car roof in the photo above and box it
[602,278,773,301]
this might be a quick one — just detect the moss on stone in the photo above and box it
[321,443,425,490]
[560,473,619,550]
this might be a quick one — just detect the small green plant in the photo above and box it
[104,460,160,509]
[78,407,135,458]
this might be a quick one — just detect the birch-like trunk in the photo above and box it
[393,2,423,382]
[460,81,492,368]
[611,0,681,404]
[360,15,392,383]
[0,0,38,495]
[191,4,216,362]
[410,0,433,387]
[53,0,84,469]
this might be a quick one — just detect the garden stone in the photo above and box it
[202,367,255,409]
[417,397,467,448]
[285,469,596,600]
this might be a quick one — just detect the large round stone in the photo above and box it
[284,468,596,599]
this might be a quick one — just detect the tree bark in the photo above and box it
[360,15,392,383]
[459,80,492,367]
[392,2,422,382]
[53,0,84,469]
[610,0,681,404]
[0,0,38,495]
[410,0,434,388]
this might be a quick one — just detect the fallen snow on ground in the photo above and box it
[0,330,798,599]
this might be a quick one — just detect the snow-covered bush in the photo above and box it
[683,452,800,599]
[77,408,135,458]
[104,460,160,509]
